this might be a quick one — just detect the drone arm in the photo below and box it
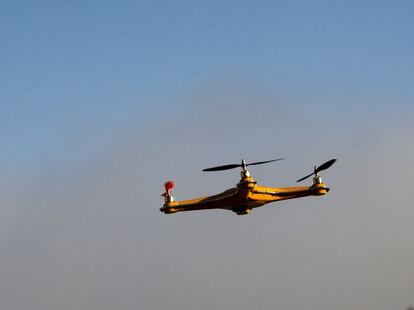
[160,188,239,214]
[249,183,329,205]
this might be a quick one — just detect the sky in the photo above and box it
[1,1,414,309]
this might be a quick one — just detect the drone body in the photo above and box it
[160,158,336,215]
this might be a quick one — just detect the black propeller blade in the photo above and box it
[203,158,284,172]
[202,164,241,172]
[296,159,337,182]
[247,158,284,166]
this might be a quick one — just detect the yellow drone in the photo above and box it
[160,158,336,215]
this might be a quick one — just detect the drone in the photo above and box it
[160,158,336,215]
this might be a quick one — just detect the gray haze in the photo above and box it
[1,81,413,310]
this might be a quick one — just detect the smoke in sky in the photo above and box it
[1,79,413,310]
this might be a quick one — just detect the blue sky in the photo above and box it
[1,0,413,175]
[1,2,414,310]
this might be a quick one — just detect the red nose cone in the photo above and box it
[164,181,174,191]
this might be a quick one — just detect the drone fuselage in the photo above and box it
[160,173,329,215]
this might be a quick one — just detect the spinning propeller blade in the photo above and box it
[296,159,337,182]
[203,158,284,172]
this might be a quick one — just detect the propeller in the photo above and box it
[161,180,175,196]
[203,158,284,172]
[296,159,337,182]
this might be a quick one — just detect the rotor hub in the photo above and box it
[163,181,175,203]
[313,175,323,184]
[240,159,251,179]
